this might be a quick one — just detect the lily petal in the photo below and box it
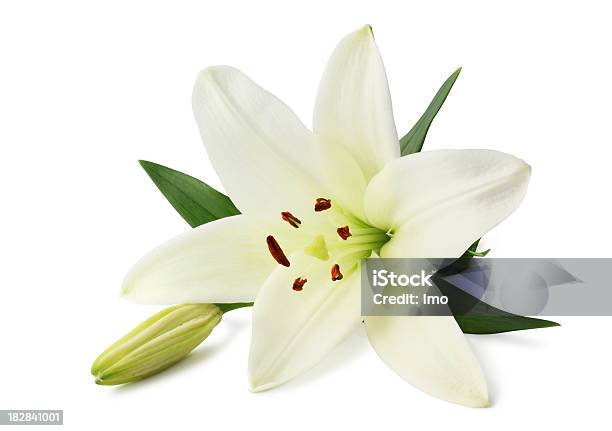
[365,315,488,407]
[313,25,400,216]
[122,215,301,304]
[364,150,530,258]
[248,253,362,391]
[193,66,323,218]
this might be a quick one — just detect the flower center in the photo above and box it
[267,197,391,291]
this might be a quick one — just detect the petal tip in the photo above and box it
[248,359,278,393]
[247,380,258,393]
[471,387,490,408]
[439,383,489,408]
[248,383,264,393]
[120,267,152,304]
[354,24,375,41]
[194,66,218,86]
[473,395,490,408]
[195,66,214,82]
[458,377,489,408]
[248,374,274,393]
[119,274,133,297]
[512,157,532,185]
[194,65,240,89]
[247,365,263,393]
[119,278,139,302]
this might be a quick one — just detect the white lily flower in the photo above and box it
[121,25,530,407]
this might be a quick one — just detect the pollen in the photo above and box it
[314,198,332,212]
[331,264,343,281]
[292,277,307,291]
[266,235,290,267]
[336,226,352,240]
[281,211,301,228]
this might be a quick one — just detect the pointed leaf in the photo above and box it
[456,315,559,335]
[139,160,240,228]
[432,273,560,334]
[400,67,461,156]
[461,238,481,259]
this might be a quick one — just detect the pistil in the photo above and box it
[304,234,330,260]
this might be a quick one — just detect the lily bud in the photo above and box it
[91,304,222,385]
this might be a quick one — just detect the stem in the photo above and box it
[215,302,253,313]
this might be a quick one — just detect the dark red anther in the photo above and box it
[281,211,302,228]
[336,226,352,240]
[266,235,290,267]
[331,264,343,281]
[292,277,307,291]
[314,198,332,212]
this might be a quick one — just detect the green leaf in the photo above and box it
[399,67,462,156]
[461,239,481,259]
[215,302,253,313]
[443,239,484,275]
[466,248,491,258]
[456,315,560,335]
[139,160,240,228]
[432,272,560,334]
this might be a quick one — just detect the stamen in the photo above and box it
[314,198,332,212]
[336,226,352,240]
[292,277,307,291]
[266,235,290,267]
[281,211,301,228]
[331,263,343,281]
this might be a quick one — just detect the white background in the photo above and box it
[1,0,610,429]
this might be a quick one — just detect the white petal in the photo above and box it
[315,140,370,219]
[314,25,399,181]
[248,253,362,391]
[364,149,530,258]
[121,216,302,304]
[192,66,323,218]
[365,316,488,407]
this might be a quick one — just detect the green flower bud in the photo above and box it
[91,304,222,385]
